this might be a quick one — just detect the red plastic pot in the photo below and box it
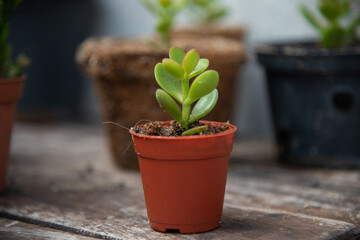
[130,121,237,233]
[0,75,25,193]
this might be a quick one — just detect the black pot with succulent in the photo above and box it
[256,0,360,168]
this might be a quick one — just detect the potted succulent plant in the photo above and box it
[256,0,360,167]
[173,0,245,41]
[130,46,236,233]
[76,0,245,169]
[0,0,29,192]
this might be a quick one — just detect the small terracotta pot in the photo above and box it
[130,121,237,233]
[76,37,246,170]
[0,75,25,193]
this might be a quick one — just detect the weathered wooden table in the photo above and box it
[0,123,359,240]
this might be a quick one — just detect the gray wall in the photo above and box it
[89,0,319,140]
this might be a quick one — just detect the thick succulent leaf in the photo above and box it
[169,46,185,64]
[182,125,208,136]
[156,89,183,123]
[300,5,323,31]
[155,63,183,103]
[162,58,184,79]
[341,0,350,15]
[182,49,199,76]
[348,14,360,34]
[159,0,171,8]
[188,58,209,79]
[185,70,219,104]
[189,89,218,123]
[319,1,341,21]
[321,27,345,48]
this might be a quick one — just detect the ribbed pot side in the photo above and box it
[257,43,360,168]
[130,121,237,233]
[0,75,25,192]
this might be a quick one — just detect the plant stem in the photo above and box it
[181,79,189,100]
[181,78,190,127]
[160,30,170,47]
[182,103,190,126]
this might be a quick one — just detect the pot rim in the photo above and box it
[129,120,237,140]
[255,41,360,57]
[78,36,245,60]
[0,74,26,83]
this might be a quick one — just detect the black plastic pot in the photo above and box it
[256,42,360,168]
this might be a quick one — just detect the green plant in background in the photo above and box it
[187,0,228,24]
[300,0,360,48]
[141,0,188,47]
[0,0,29,79]
[155,46,219,136]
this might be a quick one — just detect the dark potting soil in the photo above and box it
[133,121,230,137]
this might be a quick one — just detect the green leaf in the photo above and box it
[156,89,183,123]
[185,70,219,104]
[182,49,199,76]
[159,0,171,8]
[341,0,351,15]
[155,63,183,103]
[321,26,345,48]
[157,20,171,33]
[319,1,342,21]
[0,2,3,26]
[182,125,208,136]
[162,58,184,79]
[188,58,209,79]
[300,5,323,31]
[174,0,189,11]
[141,0,158,14]
[169,46,185,64]
[348,13,360,33]
[189,89,218,123]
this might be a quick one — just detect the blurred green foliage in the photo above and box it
[187,0,228,24]
[155,47,219,135]
[300,0,360,48]
[141,0,188,47]
[0,0,29,79]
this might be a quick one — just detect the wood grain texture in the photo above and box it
[0,218,95,240]
[0,123,358,240]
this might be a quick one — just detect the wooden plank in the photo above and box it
[1,193,358,240]
[226,162,360,225]
[0,218,95,240]
[0,123,358,239]
[9,123,359,225]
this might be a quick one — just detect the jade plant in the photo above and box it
[155,46,219,136]
[187,0,228,24]
[0,0,29,79]
[141,0,188,47]
[300,0,360,48]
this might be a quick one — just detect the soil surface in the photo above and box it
[133,121,230,136]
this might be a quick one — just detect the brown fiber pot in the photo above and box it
[0,75,25,193]
[130,121,237,233]
[172,24,245,41]
[76,37,246,170]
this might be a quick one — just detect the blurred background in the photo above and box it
[10,0,322,141]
